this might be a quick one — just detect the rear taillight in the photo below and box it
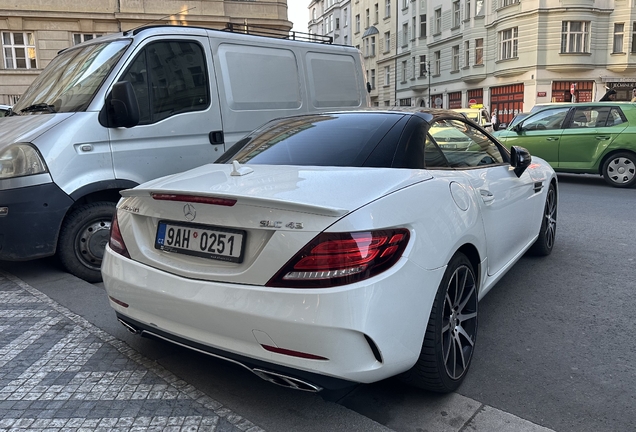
[267,229,410,288]
[109,212,130,258]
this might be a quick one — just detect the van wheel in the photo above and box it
[58,202,116,283]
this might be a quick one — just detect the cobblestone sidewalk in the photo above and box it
[0,271,265,432]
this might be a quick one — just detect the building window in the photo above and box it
[401,60,407,82]
[327,15,334,32]
[434,50,441,74]
[385,0,391,18]
[420,55,427,77]
[420,14,427,37]
[375,3,379,24]
[465,0,471,20]
[336,17,340,30]
[402,0,409,9]
[453,1,461,28]
[475,38,483,64]
[412,17,417,40]
[2,32,37,69]
[344,8,348,27]
[412,56,416,79]
[632,22,636,53]
[313,8,316,20]
[434,8,442,34]
[464,41,470,67]
[384,65,391,85]
[499,27,518,60]
[399,98,411,106]
[366,9,370,28]
[402,23,409,47]
[452,45,460,71]
[355,14,360,33]
[384,31,391,52]
[476,0,484,16]
[561,21,590,53]
[613,23,624,53]
[502,0,519,6]
[73,33,103,45]
[371,36,376,56]
[364,39,369,57]
[371,69,376,89]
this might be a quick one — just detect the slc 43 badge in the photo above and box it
[260,221,304,229]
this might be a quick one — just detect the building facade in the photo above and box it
[313,0,636,125]
[0,0,292,105]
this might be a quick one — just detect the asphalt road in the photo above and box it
[1,172,634,432]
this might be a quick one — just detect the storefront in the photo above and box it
[490,83,524,126]
[448,91,462,109]
[467,89,484,107]
[551,81,593,103]
[603,80,636,101]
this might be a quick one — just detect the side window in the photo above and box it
[522,107,570,131]
[395,120,449,169]
[119,40,209,125]
[608,107,627,126]
[429,119,505,168]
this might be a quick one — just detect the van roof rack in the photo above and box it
[223,23,333,44]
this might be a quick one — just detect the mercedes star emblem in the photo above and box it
[183,203,196,221]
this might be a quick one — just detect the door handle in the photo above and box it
[546,137,559,141]
[480,189,495,204]
[209,130,224,145]
[595,136,610,141]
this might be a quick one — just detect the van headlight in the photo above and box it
[0,143,48,179]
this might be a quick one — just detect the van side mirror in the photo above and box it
[100,81,140,128]
[510,145,531,177]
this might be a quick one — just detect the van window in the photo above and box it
[306,53,361,108]
[119,40,210,124]
[217,44,301,110]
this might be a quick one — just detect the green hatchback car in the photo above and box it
[494,102,636,187]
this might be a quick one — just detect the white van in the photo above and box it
[0,25,369,282]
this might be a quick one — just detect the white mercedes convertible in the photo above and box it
[102,109,557,393]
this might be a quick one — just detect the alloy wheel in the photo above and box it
[441,264,478,380]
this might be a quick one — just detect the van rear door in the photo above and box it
[108,36,224,185]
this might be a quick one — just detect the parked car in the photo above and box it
[497,112,530,130]
[494,102,636,188]
[0,25,370,282]
[0,104,11,117]
[102,109,558,393]
[453,106,493,131]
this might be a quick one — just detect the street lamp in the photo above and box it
[422,60,431,107]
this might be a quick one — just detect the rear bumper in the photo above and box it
[101,246,444,388]
[0,182,74,260]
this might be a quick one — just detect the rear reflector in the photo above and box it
[261,345,328,360]
[109,296,129,308]
[151,193,237,207]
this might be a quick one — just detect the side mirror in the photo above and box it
[510,146,531,177]
[99,81,140,128]
[497,123,507,130]
[512,123,523,133]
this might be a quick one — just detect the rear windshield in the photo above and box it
[218,113,402,167]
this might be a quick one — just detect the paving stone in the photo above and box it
[0,271,264,432]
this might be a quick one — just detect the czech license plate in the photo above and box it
[155,221,246,263]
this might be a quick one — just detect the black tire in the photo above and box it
[57,202,116,283]
[602,152,636,188]
[528,182,557,256]
[399,252,478,392]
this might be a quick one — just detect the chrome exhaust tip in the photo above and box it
[251,368,322,392]
[118,318,141,334]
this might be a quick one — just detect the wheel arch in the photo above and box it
[597,149,636,175]
[455,243,481,290]
[68,179,139,211]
